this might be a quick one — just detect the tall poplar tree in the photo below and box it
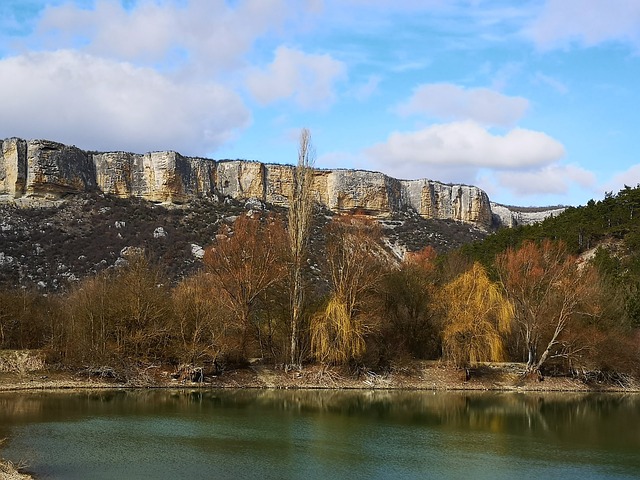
[288,128,315,368]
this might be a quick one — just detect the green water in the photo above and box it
[1,389,639,479]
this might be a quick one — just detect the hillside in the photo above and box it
[1,141,638,388]
[0,192,487,291]
[463,185,640,328]
[464,185,640,260]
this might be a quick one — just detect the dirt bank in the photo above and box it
[1,362,637,393]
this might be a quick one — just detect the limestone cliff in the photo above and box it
[490,202,567,228]
[1,138,494,227]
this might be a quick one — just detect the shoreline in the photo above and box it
[1,362,638,394]
[2,363,638,480]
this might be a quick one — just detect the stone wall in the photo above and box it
[0,137,496,228]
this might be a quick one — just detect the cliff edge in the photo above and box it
[0,137,509,229]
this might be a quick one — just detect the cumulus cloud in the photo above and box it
[497,164,596,196]
[246,46,346,108]
[603,164,640,194]
[396,83,529,127]
[0,0,351,155]
[365,121,565,171]
[0,50,250,154]
[35,0,291,74]
[526,0,640,50]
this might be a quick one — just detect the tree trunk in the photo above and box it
[526,346,535,370]
[533,318,565,372]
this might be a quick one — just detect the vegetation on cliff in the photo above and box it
[0,180,639,386]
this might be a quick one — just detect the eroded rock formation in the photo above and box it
[1,138,495,227]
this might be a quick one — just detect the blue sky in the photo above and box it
[1,0,639,207]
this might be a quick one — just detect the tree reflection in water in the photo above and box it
[0,390,638,480]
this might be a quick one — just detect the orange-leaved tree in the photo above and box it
[203,214,287,358]
[496,239,602,373]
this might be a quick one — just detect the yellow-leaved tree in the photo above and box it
[311,217,389,365]
[441,262,513,368]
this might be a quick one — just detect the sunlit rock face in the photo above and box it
[490,202,567,228]
[0,137,496,228]
[93,151,216,202]
[1,139,96,198]
[0,138,27,198]
[401,179,493,227]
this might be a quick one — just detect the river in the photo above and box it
[1,389,638,479]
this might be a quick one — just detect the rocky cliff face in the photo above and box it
[490,202,567,228]
[1,138,496,227]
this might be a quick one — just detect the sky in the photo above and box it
[1,0,639,207]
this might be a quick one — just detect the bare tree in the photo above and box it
[61,252,171,363]
[496,240,601,373]
[64,273,113,361]
[383,246,440,359]
[172,272,243,366]
[204,214,287,358]
[311,216,390,364]
[110,253,171,360]
[288,128,315,367]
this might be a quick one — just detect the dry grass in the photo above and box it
[0,361,637,393]
[0,459,32,480]
[0,351,44,375]
[0,439,32,480]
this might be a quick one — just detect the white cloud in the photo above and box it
[533,72,568,94]
[395,83,529,127]
[246,46,346,108]
[603,164,640,194]
[497,164,596,196]
[0,50,250,154]
[35,0,291,74]
[365,121,564,171]
[489,62,523,91]
[37,1,174,61]
[526,0,640,50]
[334,0,446,10]
[352,75,381,101]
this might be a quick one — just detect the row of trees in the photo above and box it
[444,240,636,374]
[0,134,638,377]
[1,211,637,377]
[464,185,640,345]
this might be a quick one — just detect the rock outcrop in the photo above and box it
[1,137,497,228]
[490,202,567,228]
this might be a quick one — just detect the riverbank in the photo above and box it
[1,363,637,480]
[0,459,31,480]
[1,361,638,393]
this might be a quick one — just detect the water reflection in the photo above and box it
[1,389,639,479]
